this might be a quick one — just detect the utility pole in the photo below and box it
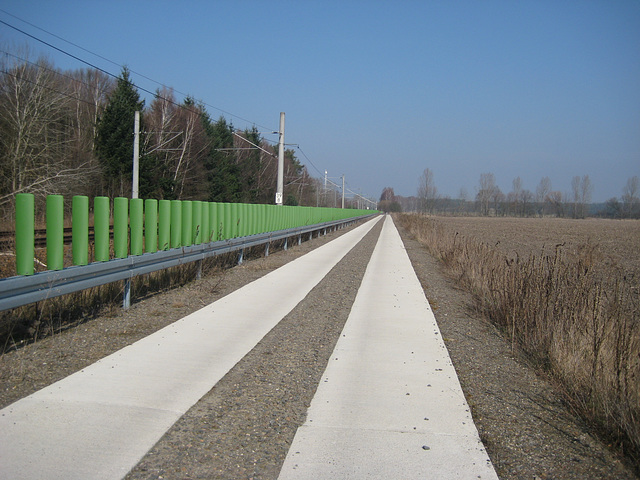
[132,110,140,199]
[341,175,345,209]
[276,112,285,205]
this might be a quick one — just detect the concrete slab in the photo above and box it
[278,216,498,479]
[0,216,381,480]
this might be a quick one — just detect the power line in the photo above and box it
[0,14,275,132]
[0,12,376,204]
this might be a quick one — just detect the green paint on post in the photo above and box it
[192,201,202,245]
[182,201,192,246]
[46,195,64,271]
[15,193,34,276]
[201,202,209,243]
[130,198,143,256]
[217,203,225,240]
[208,202,217,242]
[114,197,129,259]
[145,199,158,253]
[170,200,182,248]
[223,203,231,240]
[72,196,89,266]
[94,196,110,262]
[158,200,170,251]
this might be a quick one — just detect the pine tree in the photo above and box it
[95,67,144,196]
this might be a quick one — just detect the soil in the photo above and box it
[427,216,640,278]
[0,217,637,479]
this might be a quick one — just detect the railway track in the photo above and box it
[0,226,109,251]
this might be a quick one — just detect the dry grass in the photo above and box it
[396,213,640,469]
[0,252,237,353]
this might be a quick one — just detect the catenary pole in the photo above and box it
[132,110,140,199]
[341,175,345,209]
[276,112,285,205]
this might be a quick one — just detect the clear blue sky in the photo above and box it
[1,0,638,202]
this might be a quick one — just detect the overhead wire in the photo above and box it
[0,11,376,204]
[0,15,275,133]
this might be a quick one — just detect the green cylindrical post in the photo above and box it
[145,199,158,253]
[192,200,202,245]
[72,195,89,266]
[237,203,246,237]
[158,200,170,251]
[46,195,64,271]
[113,197,129,259]
[217,203,225,240]
[182,201,192,246]
[201,202,210,243]
[94,196,110,262]
[208,202,217,242]
[130,198,143,256]
[223,203,231,239]
[170,200,182,248]
[15,193,34,275]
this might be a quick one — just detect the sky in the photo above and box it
[0,0,638,203]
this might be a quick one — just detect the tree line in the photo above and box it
[379,170,639,219]
[0,49,326,220]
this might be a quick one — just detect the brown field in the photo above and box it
[428,216,640,277]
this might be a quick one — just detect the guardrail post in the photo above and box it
[15,193,34,276]
[94,197,110,262]
[158,200,170,251]
[72,195,89,266]
[46,195,64,271]
[130,198,143,256]
[123,275,131,310]
[145,199,158,254]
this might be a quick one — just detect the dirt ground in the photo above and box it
[429,216,640,277]
[0,216,637,479]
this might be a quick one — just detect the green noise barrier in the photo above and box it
[114,197,129,259]
[94,196,110,262]
[158,200,170,251]
[130,198,143,256]
[13,194,377,276]
[72,196,89,266]
[46,195,64,271]
[15,193,34,276]
[145,199,158,254]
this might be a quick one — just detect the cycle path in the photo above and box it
[278,216,499,479]
[0,216,381,480]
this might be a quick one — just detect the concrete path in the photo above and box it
[0,217,381,480]
[278,216,498,479]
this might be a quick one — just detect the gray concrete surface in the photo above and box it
[0,217,381,480]
[278,216,499,479]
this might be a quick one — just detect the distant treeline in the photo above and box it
[379,171,640,219]
[0,50,346,220]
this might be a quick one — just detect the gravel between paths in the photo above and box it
[0,216,637,479]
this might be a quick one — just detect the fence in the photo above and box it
[3,193,376,311]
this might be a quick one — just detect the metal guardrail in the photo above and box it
[0,216,373,312]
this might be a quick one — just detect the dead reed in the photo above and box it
[396,212,640,468]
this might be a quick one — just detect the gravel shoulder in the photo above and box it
[0,216,637,479]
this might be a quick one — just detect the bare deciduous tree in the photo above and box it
[622,176,639,218]
[417,168,437,213]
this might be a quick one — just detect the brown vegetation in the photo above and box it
[396,213,640,470]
